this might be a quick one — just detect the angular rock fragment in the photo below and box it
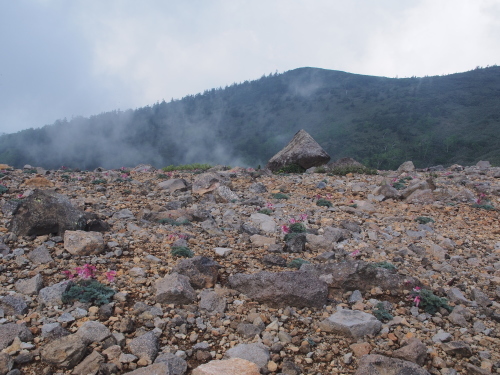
[27,245,53,265]
[193,358,260,375]
[154,352,188,375]
[77,321,111,343]
[0,323,33,351]
[228,270,328,308]
[172,256,219,289]
[266,129,330,172]
[154,273,196,305]
[72,350,104,375]
[40,334,87,369]
[319,309,382,339]
[392,338,427,366]
[14,274,43,295]
[199,289,226,314]
[158,178,189,193]
[128,331,159,364]
[224,343,270,368]
[64,230,105,256]
[0,294,28,316]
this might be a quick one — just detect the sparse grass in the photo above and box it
[314,166,327,173]
[371,261,397,270]
[23,169,37,174]
[162,163,212,172]
[0,185,8,195]
[258,208,273,215]
[472,203,495,211]
[157,174,170,179]
[373,302,394,322]
[275,164,306,174]
[91,179,107,185]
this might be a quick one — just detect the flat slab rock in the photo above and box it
[319,309,382,339]
[228,270,328,308]
[354,354,431,375]
[193,358,260,375]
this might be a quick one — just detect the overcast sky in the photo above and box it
[1,0,499,134]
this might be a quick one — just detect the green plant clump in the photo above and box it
[287,258,310,269]
[91,179,107,184]
[413,289,453,315]
[157,173,169,179]
[275,164,306,174]
[272,193,289,200]
[371,261,397,270]
[327,166,377,176]
[258,208,273,215]
[0,173,6,178]
[23,169,37,174]
[373,302,394,322]
[472,203,495,211]
[314,166,327,173]
[316,198,333,208]
[158,218,191,226]
[61,280,115,306]
[162,163,212,172]
[415,216,435,224]
[171,246,194,258]
[0,185,8,194]
[289,222,306,233]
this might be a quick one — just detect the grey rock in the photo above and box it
[0,324,33,351]
[0,353,13,375]
[154,273,196,305]
[214,185,239,203]
[284,233,306,253]
[77,321,111,343]
[447,288,471,305]
[120,362,170,375]
[72,350,104,375]
[306,234,334,252]
[392,338,427,366]
[172,256,219,289]
[319,309,382,339]
[372,184,400,200]
[112,208,135,220]
[266,129,330,172]
[354,354,430,375]
[40,334,87,369]
[282,360,302,375]
[228,270,328,308]
[41,322,70,339]
[323,226,348,242]
[397,161,415,174]
[154,352,188,375]
[27,245,53,265]
[64,230,105,256]
[448,305,471,327]
[0,294,28,316]
[158,179,189,193]
[14,274,43,295]
[240,222,260,235]
[471,288,492,307]
[250,213,276,233]
[431,331,452,343]
[463,363,491,375]
[8,189,88,236]
[192,172,227,195]
[237,323,262,338]
[225,342,270,369]
[441,341,472,357]
[248,182,267,193]
[38,280,71,306]
[262,254,287,267]
[199,289,226,314]
[128,331,159,363]
[476,160,491,169]
[348,290,363,304]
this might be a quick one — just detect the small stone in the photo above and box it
[193,358,260,375]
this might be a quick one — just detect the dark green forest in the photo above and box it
[1,66,499,170]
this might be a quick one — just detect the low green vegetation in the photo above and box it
[472,203,495,211]
[272,193,289,200]
[373,302,394,322]
[371,261,397,270]
[412,288,453,315]
[0,185,8,194]
[258,208,273,215]
[91,179,107,184]
[171,246,194,258]
[62,280,115,306]
[415,216,435,224]
[275,164,306,174]
[316,198,333,208]
[162,163,212,172]
[158,218,191,226]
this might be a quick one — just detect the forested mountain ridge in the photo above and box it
[1,66,499,170]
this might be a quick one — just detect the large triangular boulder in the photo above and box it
[266,129,330,172]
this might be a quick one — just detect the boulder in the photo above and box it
[64,230,105,256]
[128,331,159,363]
[214,186,239,203]
[72,350,104,375]
[266,129,330,172]
[392,338,427,365]
[76,321,111,343]
[158,178,189,193]
[224,343,270,368]
[172,256,219,289]
[228,270,328,308]
[199,289,227,314]
[192,172,227,195]
[38,280,71,306]
[14,274,44,295]
[0,323,33,351]
[319,309,381,339]
[396,161,415,174]
[154,352,188,375]
[0,294,29,315]
[250,213,276,233]
[354,354,430,375]
[40,334,87,369]
[27,245,53,265]
[8,190,88,236]
[154,273,196,305]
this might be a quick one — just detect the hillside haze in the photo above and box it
[1,66,499,170]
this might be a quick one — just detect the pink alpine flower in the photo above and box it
[349,249,361,257]
[299,213,308,222]
[105,270,117,283]
[281,225,290,234]
[76,264,96,279]
[61,270,74,279]
[413,295,421,307]
[289,218,297,224]
[266,202,274,210]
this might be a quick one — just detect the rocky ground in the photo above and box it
[0,161,499,375]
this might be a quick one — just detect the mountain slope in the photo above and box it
[1,66,499,170]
